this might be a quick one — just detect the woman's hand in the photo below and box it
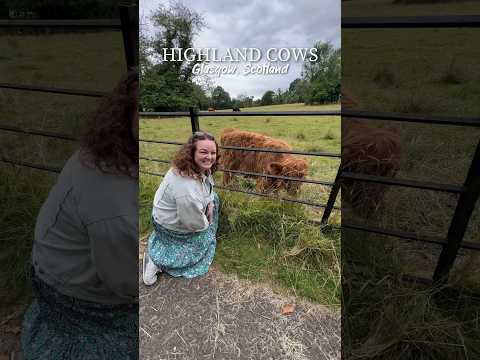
[206,202,214,224]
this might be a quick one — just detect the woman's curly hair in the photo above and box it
[80,70,139,178]
[172,132,220,179]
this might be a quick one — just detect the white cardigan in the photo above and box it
[152,168,215,233]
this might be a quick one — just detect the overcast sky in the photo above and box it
[140,0,340,99]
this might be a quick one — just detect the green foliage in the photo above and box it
[303,42,341,104]
[140,1,206,111]
[211,86,232,109]
[141,68,196,111]
[261,90,275,106]
[232,94,255,108]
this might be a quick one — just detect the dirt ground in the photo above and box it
[2,266,340,360]
[140,266,340,360]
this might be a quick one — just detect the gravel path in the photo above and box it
[139,267,340,360]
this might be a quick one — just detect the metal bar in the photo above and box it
[0,83,108,97]
[140,112,189,117]
[321,166,342,224]
[342,15,480,29]
[434,140,480,282]
[0,19,122,29]
[215,185,339,209]
[217,144,339,158]
[342,221,480,251]
[139,139,183,146]
[141,110,340,117]
[341,172,465,194]
[0,124,77,141]
[220,168,334,186]
[139,157,170,164]
[139,138,341,158]
[189,107,200,133]
[139,169,338,209]
[342,110,480,127]
[1,158,61,173]
[139,156,334,186]
[120,5,139,70]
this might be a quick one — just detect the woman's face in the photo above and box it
[194,139,217,173]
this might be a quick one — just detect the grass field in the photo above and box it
[140,102,342,306]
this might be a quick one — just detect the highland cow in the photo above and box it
[341,88,402,211]
[220,128,308,195]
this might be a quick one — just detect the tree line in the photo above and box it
[140,2,340,111]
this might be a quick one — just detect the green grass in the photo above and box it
[0,167,54,318]
[140,103,342,306]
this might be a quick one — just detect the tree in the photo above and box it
[235,94,254,108]
[302,42,340,104]
[261,90,275,106]
[150,2,205,82]
[211,86,232,109]
[140,2,207,111]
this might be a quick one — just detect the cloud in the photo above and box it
[140,0,340,98]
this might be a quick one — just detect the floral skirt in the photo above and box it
[148,192,219,279]
[21,269,138,360]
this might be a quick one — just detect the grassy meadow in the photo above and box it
[342,1,480,357]
[140,103,342,306]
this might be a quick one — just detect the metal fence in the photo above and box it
[140,108,342,211]
[140,103,480,288]
[2,12,479,288]
[343,14,480,287]
[0,5,138,173]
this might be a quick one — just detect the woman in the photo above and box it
[143,131,220,285]
[21,71,139,359]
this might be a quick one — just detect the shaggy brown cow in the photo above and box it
[342,88,401,211]
[220,128,308,195]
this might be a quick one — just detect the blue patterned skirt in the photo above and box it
[148,192,219,279]
[21,269,138,360]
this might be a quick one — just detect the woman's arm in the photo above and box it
[88,215,138,302]
[176,195,209,232]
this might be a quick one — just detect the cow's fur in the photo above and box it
[220,128,308,195]
[342,88,402,211]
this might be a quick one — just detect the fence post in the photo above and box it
[189,107,200,133]
[433,140,480,284]
[321,165,342,225]
[119,5,138,71]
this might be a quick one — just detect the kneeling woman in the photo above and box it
[143,131,220,284]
